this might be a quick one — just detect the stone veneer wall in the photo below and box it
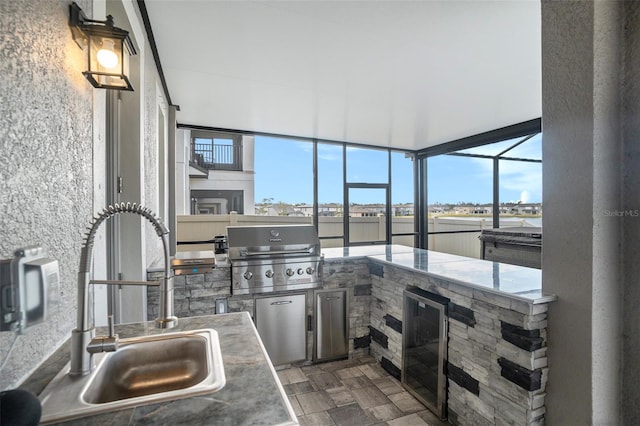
[369,262,549,425]
[148,267,234,319]
[148,257,373,361]
[320,258,373,358]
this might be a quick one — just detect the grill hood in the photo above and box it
[227,224,320,261]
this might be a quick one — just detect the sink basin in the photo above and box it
[83,332,212,403]
[39,329,225,424]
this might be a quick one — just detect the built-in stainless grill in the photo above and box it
[227,224,322,295]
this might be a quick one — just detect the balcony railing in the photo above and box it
[192,142,242,171]
[176,214,538,258]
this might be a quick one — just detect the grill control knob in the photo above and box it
[265,270,274,278]
[286,268,295,277]
[243,271,253,280]
[297,268,304,275]
[306,267,315,274]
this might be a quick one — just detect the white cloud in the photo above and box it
[317,145,342,161]
[500,162,542,201]
[470,157,542,201]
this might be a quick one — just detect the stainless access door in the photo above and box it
[402,290,448,420]
[315,289,348,362]
[255,293,306,366]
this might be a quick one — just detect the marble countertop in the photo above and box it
[322,244,415,259]
[21,313,297,426]
[322,245,555,304]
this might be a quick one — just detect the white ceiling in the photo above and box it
[144,0,541,151]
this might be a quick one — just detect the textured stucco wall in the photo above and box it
[0,0,169,389]
[542,1,627,424]
[591,2,623,423]
[143,42,163,267]
[590,2,623,422]
[622,3,640,424]
[0,0,94,389]
[541,3,595,422]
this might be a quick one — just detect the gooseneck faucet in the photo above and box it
[69,202,178,376]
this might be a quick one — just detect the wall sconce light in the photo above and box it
[69,2,136,91]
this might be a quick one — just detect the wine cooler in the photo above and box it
[402,289,448,419]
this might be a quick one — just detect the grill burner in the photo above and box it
[227,225,322,295]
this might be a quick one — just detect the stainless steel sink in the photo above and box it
[39,329,225,424]
[83,332,211,403]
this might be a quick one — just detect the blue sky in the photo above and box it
[254,136,313,204]
[254,135,541,205]
[427,156,542,205]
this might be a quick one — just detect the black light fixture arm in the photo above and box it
[69,2,117,27]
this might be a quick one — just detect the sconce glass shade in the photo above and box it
[69,3,136,91]
[84,30,133,90]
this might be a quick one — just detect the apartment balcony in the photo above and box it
[192,141,243,171]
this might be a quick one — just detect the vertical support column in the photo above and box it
[111,0,145,324]
[168,105,177,255]
[492,157,499,229]
[91,0,109,327]
[542,1,623,424]
[622,2,640,423]
[431,216,438,251]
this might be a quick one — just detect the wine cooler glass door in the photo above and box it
[402,290,448,420]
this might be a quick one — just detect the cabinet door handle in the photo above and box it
[271,300,292,305]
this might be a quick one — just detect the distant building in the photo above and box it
[500,203,542,215]
[394,204,414,216]
[429,203,540,216]
[177,129,256,215]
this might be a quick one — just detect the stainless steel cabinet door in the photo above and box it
[255,293,306,366]
[315,290,348,361]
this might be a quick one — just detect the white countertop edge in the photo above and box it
[244,312,300,425]
[322,245,556,305]
[391,263,556,305]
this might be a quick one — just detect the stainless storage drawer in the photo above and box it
[255,293,307,366]
[314,289,348,362]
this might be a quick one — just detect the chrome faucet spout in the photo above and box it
[69,202,178,376]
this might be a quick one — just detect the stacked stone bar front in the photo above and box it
[368,261,549,425]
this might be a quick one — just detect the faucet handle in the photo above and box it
[107,315,116,338]
[87,315,119,354]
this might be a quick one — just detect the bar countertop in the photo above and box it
[321,244,555,304]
